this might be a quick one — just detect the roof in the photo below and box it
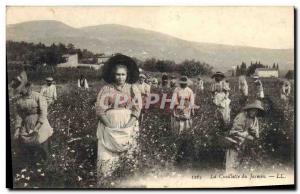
[255,68,278,72]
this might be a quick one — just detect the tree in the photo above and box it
[236,65,240,76]
[178,59,213,77]
[273,63,276,69]
[285,70,294,79]
[246,62,265,76]
[240,62,247,75]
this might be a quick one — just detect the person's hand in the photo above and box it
[33,122,42,132]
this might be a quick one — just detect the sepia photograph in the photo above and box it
[6,6,295,189]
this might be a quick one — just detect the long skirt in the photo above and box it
[96,109,139,179]
[171,115,193,135]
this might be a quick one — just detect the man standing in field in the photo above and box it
[40,77,57,106]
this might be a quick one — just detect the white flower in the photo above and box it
[24,183,28,187]
[26,176,30,181]
[21,175,25,178]
[37,169,42,173]
[41,173,45,176]
[77,176,82,181]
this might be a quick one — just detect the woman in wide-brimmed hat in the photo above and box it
[40,77,57,106]
[225,100,265,172]
[95,54,142,181]
[12,81,53,164]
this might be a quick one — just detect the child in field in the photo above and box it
[40,77,57,106]
[211,72,231,126]
[253,76,264,99]
[77,74,89,90]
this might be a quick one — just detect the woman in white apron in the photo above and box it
[95,54,142,181]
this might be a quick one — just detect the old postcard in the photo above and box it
[6,6,295,189]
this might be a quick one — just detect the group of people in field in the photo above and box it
[10,54,292,185]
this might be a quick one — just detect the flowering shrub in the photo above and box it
[9,78,294,188]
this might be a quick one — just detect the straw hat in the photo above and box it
[211,72,225,79]
[243,100,265,116]
[139,74,146,79]
[178,76,189,84]
[152,78,158,84]
[46,77,54,82]
[102,54,139,84]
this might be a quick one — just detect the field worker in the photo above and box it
[280,80,291,102]
[95,54,142,181]
[40,77,57,106]
[170,75,177,88]
[161,73,170,91]
[13,81,53,164]
[171,76,195,134]
[171,76,195,163]
[136,74,151,122]
[211,72,226,97]
[151,78,159,88]
[77,74,89,90]
[253,76,264,99]
[238,75,249,106]
[224,80,231,98]
[213,83,231,126]
[225,100,265,172]
[196,76,204,91]
[170,75,177,89]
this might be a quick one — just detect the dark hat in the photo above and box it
[162,73,168,80]
[211,72,225,79]
[243,100,265,116]
[178,76,189,84]
[102,54,139,84]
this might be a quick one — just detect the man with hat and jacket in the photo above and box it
[225,100,265,172]
[40,77,57,106]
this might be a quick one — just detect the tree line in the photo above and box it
[235,61,280,76]
[7,41,214,77]
[6,41,105,69]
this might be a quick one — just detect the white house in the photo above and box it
[254,68,279,78]
[57,54,110,70]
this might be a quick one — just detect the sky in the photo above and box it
[6,6,294,49]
